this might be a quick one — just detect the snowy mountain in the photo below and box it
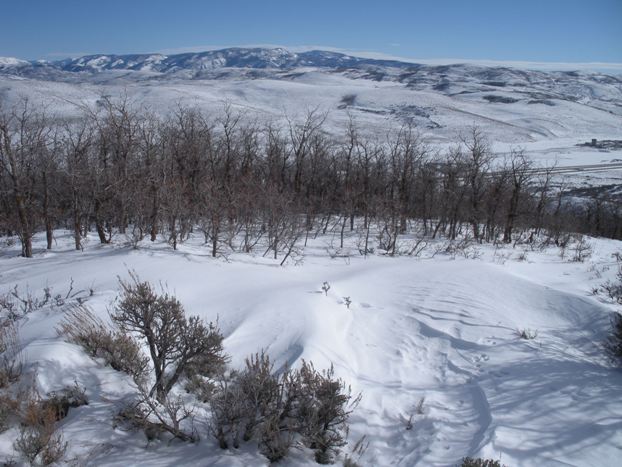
[2,47,621,101]
[1,47,622,177]
[0,48,416,75]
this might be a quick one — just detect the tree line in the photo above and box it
[1,97,620,258]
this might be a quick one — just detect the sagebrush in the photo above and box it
[111,272,227,402]
[211,352,359,464]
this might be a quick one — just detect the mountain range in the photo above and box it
[1,47,620,91]
[0,47,621,152]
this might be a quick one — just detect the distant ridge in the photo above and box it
[0,47,419,75]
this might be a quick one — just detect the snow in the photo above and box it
[0,57,29,67]
[0,49,621,464]
[1,229,621,466]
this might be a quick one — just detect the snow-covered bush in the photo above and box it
[210,352,284,453]
[294,361,360,464]
[57,305,149,381]
[115,388,198,443]
[137,385,198,442]
[111,272,226,402]
[210,353,359,464]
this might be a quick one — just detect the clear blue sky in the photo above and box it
[3,0,621,62]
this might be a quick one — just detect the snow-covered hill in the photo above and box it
[0,47,621,145]
[1,48,622,184]
[0,229,621,466]
[1,47,621,467]
[0,48,425,75]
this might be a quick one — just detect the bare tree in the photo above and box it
[111,272,226,402]
[0,100,51,257]
[502,149,533,242]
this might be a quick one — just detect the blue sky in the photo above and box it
[3,0,621,63]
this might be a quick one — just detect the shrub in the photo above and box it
[259,412,294,463]
[516,328,538,340]
[184,375,216,403]
[0,282,93,320]
[14,390,67,466]
[0,321,23,388]
[571,236,592,262]
[0,394,18,432]
[605,312,622,365]
[114,403,158,439]
[210,373,248,450]
[210,352,359,464]
[340,94,357,107]
[0,293,18,319]
[294,361,360,464]
[183,348,227,381]
[210,352,281,451]
[137,383,198,442]
[601,280,622,304]
[115,388,198,443]
[461,458,506,467]
[57,305,149,381]
[111,272,226,402]
[601,255,622,304]
[43,382,88,421]
[343,457,361,467]
[343,435,368,467]
[106,333,151,380]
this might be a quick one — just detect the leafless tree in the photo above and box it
[111,272,226,402]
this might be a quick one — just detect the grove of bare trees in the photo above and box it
[1,98,620,258]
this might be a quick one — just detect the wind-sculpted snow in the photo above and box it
[0,230,621,465]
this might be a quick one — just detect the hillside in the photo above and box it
[0,229,620,466]
[1,47,621,149]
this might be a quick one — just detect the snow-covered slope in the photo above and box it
[0,230,621,466]
[0,47,621,149]
[0,48,417,75]
[2,48,622,188]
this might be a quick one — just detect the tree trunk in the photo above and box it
[14,194,32,258]
[43,172,53,250]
